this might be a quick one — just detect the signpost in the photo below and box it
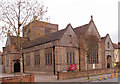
[114,63,116,67]
[93,64,95,69]
[70,64,77,70]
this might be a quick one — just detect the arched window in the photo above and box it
[69,35,72,44]
[89,45,98,64]
[34,50,40,65]
[108,42,110,48]
[66,48,75,64]
[26,53,30,66]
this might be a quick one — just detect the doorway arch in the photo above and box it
[107,55,111,68]
[14,61,20,73]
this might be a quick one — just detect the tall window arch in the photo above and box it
[69,35,72,44]
[66,48,75,64]
[89,45,98,64]
[34,50,40,65]
[107,42,110,48]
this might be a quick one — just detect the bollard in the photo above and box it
[113,73,114,77]
[116,73,117,77]
[104,75,107,80]
[111,72,113,78]
[99,76,101,81]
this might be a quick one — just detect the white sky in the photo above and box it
[0,0,119,52]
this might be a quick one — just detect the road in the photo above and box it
[91,76,119,82]
[34,73,119,82]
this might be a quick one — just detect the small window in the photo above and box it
[45,28,51,35]
[67,52,69,64]
[45,54,47,64]
[73,53,75,64]
[34,50,40,65]
[69,35,72,44]
[26,53,30,66]
[70,52,72,64]
[6,55,9,67]
[108,42,110,48]
[13,54,16,60]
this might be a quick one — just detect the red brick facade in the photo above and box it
[58,68,119,80]
[1,74,34,82]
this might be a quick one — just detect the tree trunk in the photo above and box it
[20,51,23,82]
[87,56,89,79]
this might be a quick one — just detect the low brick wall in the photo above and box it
[58,68,119,80]
[1,74,34,83]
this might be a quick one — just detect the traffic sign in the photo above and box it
[70,64,77,70]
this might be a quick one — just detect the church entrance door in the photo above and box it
[107,55,111,68]
[14,61,20,73]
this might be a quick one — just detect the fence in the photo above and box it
[1,74,34,83]
[57,68,119,80]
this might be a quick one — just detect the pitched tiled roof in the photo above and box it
[73,24,89,36]
[22,28,66,49]
[9,36,28,44]
[23,23,91,49]
[101,34,113,43]
[101,34,109,42]
[101,36,106,42]
[112,43,120,49]
[9,36,29,49]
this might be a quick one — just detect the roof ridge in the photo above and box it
[24,20,58,28]
[74,24,89,29]
[112,43,119,49]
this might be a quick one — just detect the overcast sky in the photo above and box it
[0,0,119,52]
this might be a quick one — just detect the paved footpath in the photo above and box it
[35,73,119,82]
[0,73,30,78]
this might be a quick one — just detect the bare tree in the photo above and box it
[0,0,49,38]
[0,0,49,81]
[78,34,99,79]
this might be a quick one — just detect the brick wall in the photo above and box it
[1,74,34,83]
[23,20,58,40]
[58,68,119,80]
[55,47,79,72]
[3,44,20,73]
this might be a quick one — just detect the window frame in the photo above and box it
[69,35,72,44]
[26,53,30,66]
[66,48,75,64]
[45,48,52,65]
[88,46,98,64]
[34,50,40,65]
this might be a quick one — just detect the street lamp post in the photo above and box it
[53,45,55,75]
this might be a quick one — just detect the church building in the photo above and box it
[2,16,115,74]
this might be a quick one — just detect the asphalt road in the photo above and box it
[91,76,119,82]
